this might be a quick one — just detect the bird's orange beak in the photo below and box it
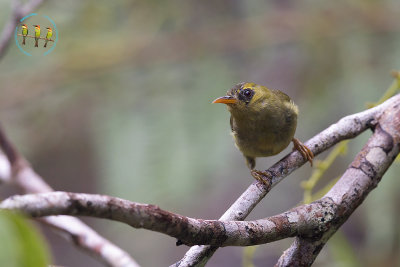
[212,95,237,104]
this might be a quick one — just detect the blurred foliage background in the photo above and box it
[0,0,400,266]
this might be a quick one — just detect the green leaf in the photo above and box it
[0,210,50,267]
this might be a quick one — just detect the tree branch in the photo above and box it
[0,0,46,59]
[17,34,55,42]
[276,98,400,266]
[173,94,400,266]
[0,191,337,247]
[0,126,140,267]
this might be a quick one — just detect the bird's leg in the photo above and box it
[246,156,271,186]
[292,138,314,166]
[245,156,256,170]
[250,169,272,188]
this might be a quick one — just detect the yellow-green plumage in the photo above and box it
[225,83,298,169]
[213,82,313,183]
[34,26,40,47]
[21,26,28,45]
[44,28,52,48]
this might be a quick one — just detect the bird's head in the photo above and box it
[46,27,52,32]
[212,82,274,114]
[21,24,27,29]
[33,25,40,29]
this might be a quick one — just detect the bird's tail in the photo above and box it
[44,40,48,48]
[35,38,38,47]
[22,36,26,45]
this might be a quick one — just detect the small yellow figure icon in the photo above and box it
[44,27,53,48]
[21,24,28,45]
[33,25,40,47]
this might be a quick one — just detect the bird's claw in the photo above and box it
[292,138,314,166]
[251,169,272,187]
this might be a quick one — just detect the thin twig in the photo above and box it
[301,140,348,204]
[366,72,400,108]
[0,125,140,267]
[17,34,54,42]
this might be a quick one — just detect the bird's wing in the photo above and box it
[271,89,291,102]
[272,89,299,114]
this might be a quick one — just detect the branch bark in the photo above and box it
[173,94,400,266]
[0,191,337,247]
[0,126,140,267]
[276,99,400,266]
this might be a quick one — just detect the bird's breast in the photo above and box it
[231,109,297,157]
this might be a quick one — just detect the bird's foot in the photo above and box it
[251,169,272,188]
[292,138,314,166]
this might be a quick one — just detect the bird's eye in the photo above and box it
[238,88,254,104]
[243,89,252,97]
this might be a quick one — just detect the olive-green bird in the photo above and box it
[33,25,40,47]
[44,27,52,48]
[21,24,28,45]
[213,82,313,184]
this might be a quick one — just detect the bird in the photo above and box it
[33,25,40,47]
[44,27,52,48]
[21,24,28,45]
[213,82,314,184]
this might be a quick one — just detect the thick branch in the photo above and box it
[0,191,337,247]
[0,126,140,267]
[0,0,47,59]
[174,94,400,266]
[276,98,400,266]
